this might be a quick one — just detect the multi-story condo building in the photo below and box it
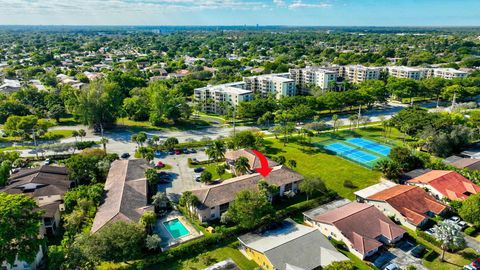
[341,65,382,83]
[431,68,468,79]
[194,82,253,114]
[289,66,338,93]
[243,73,296,98]
[387,66,425,80]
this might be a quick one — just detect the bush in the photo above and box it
[464,226,477,236]
[424,249,439,262]
[416,230,441,247]
[76,141,97,150]
[343,180,357,189]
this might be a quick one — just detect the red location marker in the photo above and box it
[251,149,273,177]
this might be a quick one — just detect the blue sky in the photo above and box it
[0,0,479,26]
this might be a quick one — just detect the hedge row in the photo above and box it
[416,230,442,247]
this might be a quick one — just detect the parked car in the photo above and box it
[450,216,461,223]
[194,167,204,173]
[156,161,165,168]
[168,150,175,155]
[459,221,468,229]
[182,148,190,154]
[191,158,199,163]
[425,228,435,235]
[472,258,480,269]
[175,149,181,155]
[121,153,130,159]
[384,263,399,270]
[195,176,201,182]
[44,158,51,165]
[463,265,476,270]
[410,245,426,258]
[190,149,197,153]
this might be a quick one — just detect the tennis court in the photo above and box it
[324,142,380,167]
[346,138,391,156]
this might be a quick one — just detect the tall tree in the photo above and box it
[205,140,226,162]
[299,176,326,201]
[225,190,274,229]
[432,220,466,261]
[234,156,250,176]
[0,193,43,265]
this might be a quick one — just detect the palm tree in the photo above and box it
[100,137,108,152]
[205,140,226,163]
[331,114,339,133]
[78,129,86,141]
[234,156,250,176]
[72,130,79,142]
[348,115,357,130]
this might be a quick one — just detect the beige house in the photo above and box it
[305,202,405,259]
[364,185,447,230]
[91,159,154,233]
[190,161,303,222]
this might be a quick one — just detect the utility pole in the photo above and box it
[357,106,361,128]
[232,107,236,137]
[452,92,457,110]
[32,129,38,159]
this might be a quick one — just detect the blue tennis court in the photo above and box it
[324,142,380,167]
[346,138,391,156]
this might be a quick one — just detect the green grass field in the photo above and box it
[264,137,382,200]
[157,243,258,270]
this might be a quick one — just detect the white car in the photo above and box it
[44,158,51,165]
[384,263,399,270]
[450,216,461,223]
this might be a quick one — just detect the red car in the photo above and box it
[175,149,181,155]
[156,161,165,168]
[472,258,480,269]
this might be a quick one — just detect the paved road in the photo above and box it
[465,235,480,253]
[17,125,258,157]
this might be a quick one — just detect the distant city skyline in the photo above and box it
[0,0,479,26]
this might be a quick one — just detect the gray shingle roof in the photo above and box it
[91,159,153,233]
[239,219,348,270]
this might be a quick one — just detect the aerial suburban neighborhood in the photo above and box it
[1,2,480,270]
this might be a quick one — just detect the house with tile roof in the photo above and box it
[448,158,480,171]
[407,170,480,201]
[238,219,348,270]
[91,159,154,233]
[307,202,405,259]
[190,165,303,222]
[1,165,72,236]
[364,185,447,230]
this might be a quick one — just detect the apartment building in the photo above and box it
[387,66,425,80]
[341,65,382,83]
[289,66,338,93]
[194,82,253,114]
[431,68,468,79]
[243,73,296,98]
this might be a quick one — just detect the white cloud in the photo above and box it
[288,0,331,9]
[273,0,286,7]
[0,0,270,14]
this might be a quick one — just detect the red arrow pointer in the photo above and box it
[251,149,273,177]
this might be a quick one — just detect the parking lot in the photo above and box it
[371,241,426,270]
[155,149,209,202]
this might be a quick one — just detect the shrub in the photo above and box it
[343,180,357,189]
[424,249,439,262]
[76,141,97,150]
[416,230,441,247]
[464,226,477,236]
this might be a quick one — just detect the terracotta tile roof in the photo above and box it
[368,185,447,226]
[191,165,302,208]
[91,159,153,233]
[313,203,405,256]
[407,170,480,200]
[225,149,278,171]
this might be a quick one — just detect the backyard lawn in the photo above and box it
[264,137,382,200]
[156,243,258,270]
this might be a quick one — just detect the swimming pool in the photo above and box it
[163,218,190,239]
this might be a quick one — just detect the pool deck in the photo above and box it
[155,210,203,250]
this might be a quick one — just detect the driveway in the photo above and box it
[372,241,426,270]
[155,150,208,202]
[465,235,480,253]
